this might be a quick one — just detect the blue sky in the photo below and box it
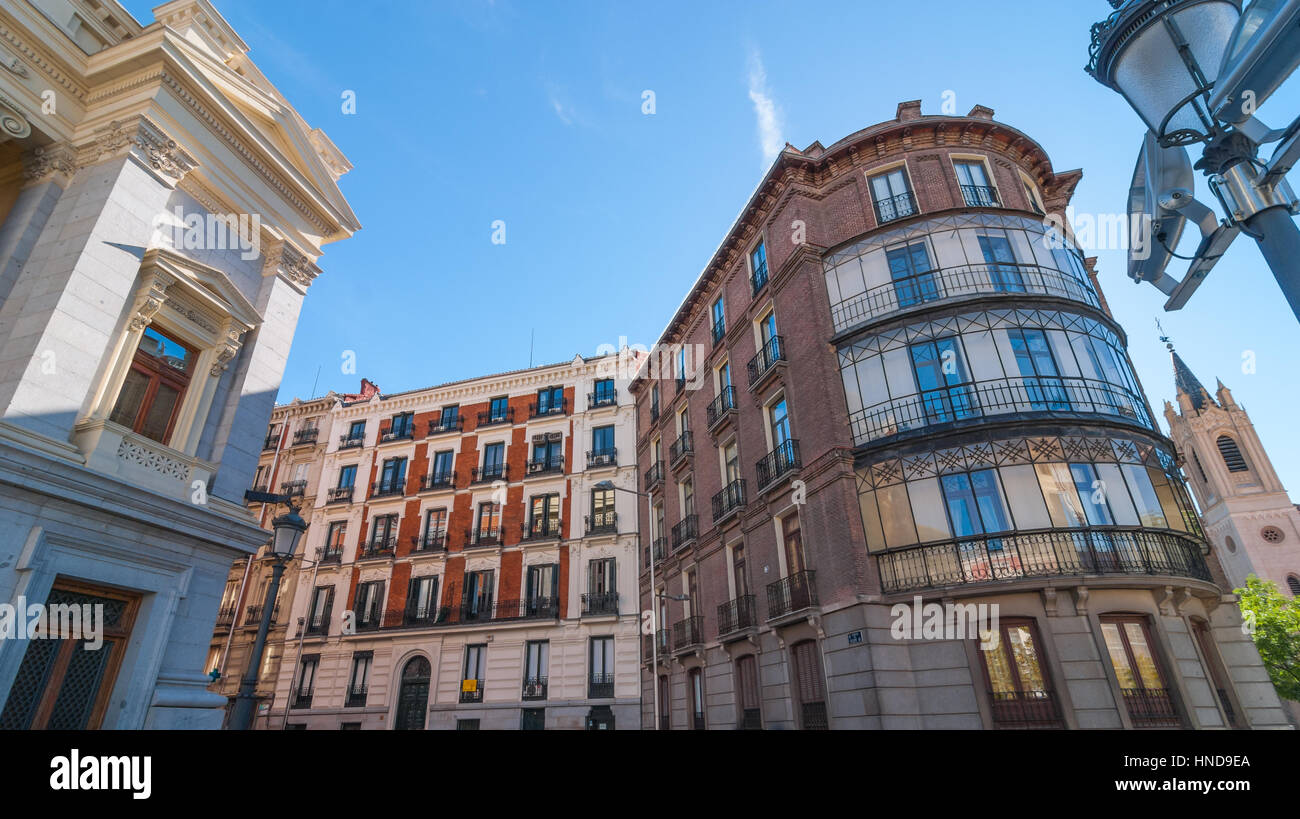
[122,0,1300,495]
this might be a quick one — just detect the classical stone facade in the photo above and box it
[634,100,1291,730]
[0,0,357,729]
[222,352,645,730]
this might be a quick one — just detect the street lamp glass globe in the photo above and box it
[270,507,307,557]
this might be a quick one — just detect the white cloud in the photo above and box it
[747,48,784,166]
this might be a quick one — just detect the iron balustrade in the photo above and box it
[711,320,726,346]
[960,184,1001,208]
[706,386,738,428]
[467,527,500,547]
[1120,687,1182,728]
[292,687,313,709]
[875,527,1212,593]
[829,263,1101,334]
[751,261,769,295]
[404,603,439,625]
[588,387,618,408]
[649,536,667,566]
[319,549,342,565]
[359,536,396,558]
[669,430,693,466]
[717,595,757,636]
[477,407,514,427]
[370,480,405,499]
[649,403,660,424]
[847,375,1151,448]
[740,709,762,729]
[747,335,785,386]
[244,603,281,626]
[215,605,237,627]
[801,701,829,730]
[280,480,307,497]
[644,461,664,491]
[582,592,619,615]
[521,519,563,541]
[712,479,747,522]
[292,428,319,446]
[755,439,801,490]
[472,463,508,483]
[766,570,818,619]
[380,426,414,443]
[588,673,615,699]
[654,629,671,658]
[263,433,279,451]
[874,190,917,224]
[427,416,464,435]
[529,396,568,418]
[672,616,703,650]
[346,686,367,708]
[305,611,330,635]
[248,482,269,494]
[326,486,353,504]
[586,511,617,535]
[460,680,485,704]
[420,471,456,491]
[523,677,548,700]
[586,448,617,469]
[338,433,364,450]
[412,530,446,552]
[526,456,564,477]
[988,689,1065,729]
[671,515,698,550]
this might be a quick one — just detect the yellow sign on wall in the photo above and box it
[461,679,478,693]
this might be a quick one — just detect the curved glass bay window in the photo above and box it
[840,308,1150,446]
[824,213,1099,334]
[857,432,1207,593]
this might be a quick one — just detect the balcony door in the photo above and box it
[526,564,558,615]
[909,338,977,425]
[1007,328,1069,411]
[782,514,806,577]
[394,656,430,731]
[886,242,939,307]
[464,570,495,618]
[977,234,1025,292]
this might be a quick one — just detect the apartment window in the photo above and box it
[489,396,509,422]
[294,655,318,708]
[590,487,615,532]
[782,512,806,576]
[337,464,357,489]
[886,242,939,308]
[462,644,487,703]
[910,338,976,423]
[405,575,439,623]
[529,493,560,537]
[1192,619,1241,728]
[1022,176,1046,214]
[589,636,615,698]
[592,378,616,406]
[940,469,1013,540]
[658,675,670,729]
[347,652,372,707]
[1216,435,1248,472]
[750,240,768,292]
[591,425,615,464]
[869,166,915,223]
[422,508,447,549]
[526,563,559,615]
[718,361,732,391]
[355,581,385,629]
[345,420,365,444]
[475,501,501,543]
[676,346,687,390]
[689,668,705,729]
[369,514,398,552]
[482,442,505,480]
[325,521,347,559]
[589,558,616,598]
[463,570,495,618]
[732,543,749,597]
[307,585,334,634]
[456,719,480,730]
[681,477,695,519]
[524,640,549,699]
[536,386,564,415]
[650,384,660,420]
[977,234,1025,292]
[792,640,828,729]
[388,412,414,438]
[378,457,407,493]
[431,449,454,483]
[955,159,999,207]
[252,464,267,490]
[439,405,459,428]
[1007,328,1069,410]
[737,655,761,729]
[978,620,1063,728]
[1100,616,1181,727]
[532,437,563,470]
[711,295,726,343]
[107,325,195,445]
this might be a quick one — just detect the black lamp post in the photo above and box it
[228,492,307,730]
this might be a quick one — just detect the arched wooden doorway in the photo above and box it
[393,656,431,730]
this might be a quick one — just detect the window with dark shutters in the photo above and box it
[1216,435,1248,472]
[792,640,828,730]
[737,655,761,729]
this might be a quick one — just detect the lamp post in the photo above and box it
[229,492,307,730]
[1086,0,1300,321]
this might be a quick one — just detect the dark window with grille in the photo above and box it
[736,655,761,729]
[1289,575,1300,596]
[0,581,139,730]
[1100,616,1181,728]
[1216,435,1248,472]
[976,620,1063,728]
[307,585,334,634]
[355,581,385,628]
[658,675,670,729]
[347,651,372,707]
[792,640,827,730]
[689,668,705,729]
[405,575,439,623]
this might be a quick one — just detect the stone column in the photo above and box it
[0,144,76,306]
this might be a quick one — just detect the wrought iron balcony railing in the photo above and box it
[586,448,617,469]
[588,388,618,409]
[669,430,693,467]
[961,184,1001,208]
[755,439,800,490]
[244,602,282,626]
[873,190,917,224]
[529,397,568,418]
[644,461,664,491]
[582,592,619,616]
[847,375,1151,447]
[460,680,485,704]
[586,511,617,535]
[477,407,514,427]
[874,527,1211,594]
[747,335,785,387]
[671,514,698,551]
[427,416,464,436]
[263,433,279,451]
[751,261,768,295]
[326,486,353,504]
[467,527,500,547]
[280,479,307,497]
[766,570,818,620]
[292,687,313,709]
[828,262,1101,335]
[346,685,367,708]
[706,386,737,429]
[712,479,747,522]
[420,470,456,491]
[359,536,396,559]
[644,536,667,569]
[525,456,565,477]
[672,616,703,650]
[370,480,405,499]
[711,319,726,346]
[215,605,237,627]
[717,595,757,636]
[523,676,548,700]
[521,519,563,541]
[1120,687,1182,728]
[338,433,365,450]
[379,425,414,443]
[305,612,330,635]
[292,428,319,446]
[319,549,342,565]
[588,673,615,699]
[472,463,507,483]
[412,530,446,553]
[988,689,1065,729]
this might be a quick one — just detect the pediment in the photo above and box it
[142,247,261,332]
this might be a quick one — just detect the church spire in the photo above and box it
[1171,349,1214,413]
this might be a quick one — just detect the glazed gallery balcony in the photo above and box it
[847,376,1151,448]
[875,526,1211,594]
[830,263,1100,335]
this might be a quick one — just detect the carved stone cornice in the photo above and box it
[261,239,321,292]
[22,142,77,186]
[129,270,177,332]
[210,327,243,378]
[78,116,198,188]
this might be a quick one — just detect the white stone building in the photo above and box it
[0,0,358,728]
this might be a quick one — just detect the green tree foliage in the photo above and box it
[1236,575,1300,702]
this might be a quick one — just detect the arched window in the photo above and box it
[1216,436,1248,473]
[1287,575,1300,596]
